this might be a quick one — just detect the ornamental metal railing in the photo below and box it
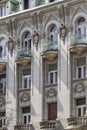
[69,34,87,46]
[15,48,31,58]
[41,41,58,53]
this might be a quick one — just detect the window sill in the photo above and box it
[19,88,31,92]
[72,77,87,82]
[45,83,58,88]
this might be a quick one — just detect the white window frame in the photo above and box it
[76,65,86,79]
[22,113,30,124]
[0,5,6,17]
[49,26,58,44]
[48,70,57,84]
[77,105,86,117]
[22,75,31,89]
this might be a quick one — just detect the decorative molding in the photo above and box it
[20,93,30,103]
[46,88,57,99]
[74,83,85,94]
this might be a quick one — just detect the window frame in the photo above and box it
[0,4,6,17]
[76,65,86,79]
[22,107,31,124]
[22,75,31,89]
[48,70,57,85]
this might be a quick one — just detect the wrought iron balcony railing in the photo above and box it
[15,48,31,58]
[69,34,87,47]
[41,41,58,53]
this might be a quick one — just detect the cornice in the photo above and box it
[0,0,86,24]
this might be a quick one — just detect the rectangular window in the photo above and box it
[76,98,86,117]
[22,107,31,124]
[75,57,86,79]
[48,70,57,84]
[22,75,31,89]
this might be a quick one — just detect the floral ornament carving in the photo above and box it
[74,83,85,94]
[20,93,30,103]
[46,88,57,99]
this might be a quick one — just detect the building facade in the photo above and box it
[0,0,87,130]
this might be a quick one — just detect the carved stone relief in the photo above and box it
[46,88,57,99]
[74,83,85,94]
[20,93,30,103]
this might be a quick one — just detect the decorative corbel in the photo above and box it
[60,24,67,42]
[32,31,41,50]
[6,36,19,55]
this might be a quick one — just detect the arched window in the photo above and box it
[76,17,86,39]
[0,39,6,58]
[22,32,31,50]
[48,25,58,44]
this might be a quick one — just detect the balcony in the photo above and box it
[15,48,31,65]
[40,120,59,130]
[41,41,58,60]
[66,116,87,130]
[14,123,33,130]
[68,34,87,54]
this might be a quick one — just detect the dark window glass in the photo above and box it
[76,98,85,106]
[24,0,29,9]
[28,115,31,122]
[24,78,27,88]
[84,66,86,77]
[78,108,81,117]
[78,67,81,78]
[83,107,86,116]
[50,73,53,83]
[24,116,27,124]
[22,107,30,113]
[49,0,54,2]
[0,120,2,127]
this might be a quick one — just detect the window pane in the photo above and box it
[22,107,30,113]
[78,108,81,117]
[24,116,27,124]
[55,72,57,83]
[84,66,86,77]
[24,0,29,9]
[50,73,53,84]
[83,107,86,116]
[24,78,27,88]
[78,67,81,78]
[76,98,85,106]
[28,115,31,122]
[29,77,31,88]
[0,120,2,127]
